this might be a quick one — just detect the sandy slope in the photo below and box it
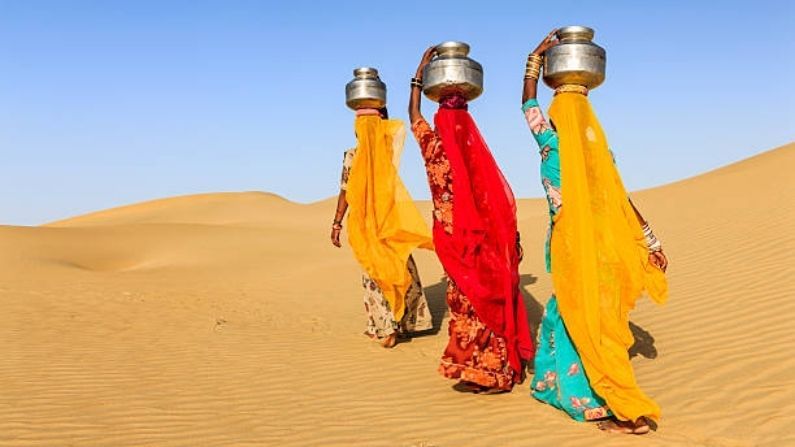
[1,143,793,446]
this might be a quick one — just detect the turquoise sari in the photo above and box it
[522,99,611,422]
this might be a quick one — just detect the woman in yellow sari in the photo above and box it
[522,30,669,434]
[330,104,434,349]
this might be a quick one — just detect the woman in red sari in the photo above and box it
[408,47,534,392]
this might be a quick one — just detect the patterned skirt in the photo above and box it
[532,296,611,421]
[362,255,432,338]
[438,279,516,391]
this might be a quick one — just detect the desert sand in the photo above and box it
[1,143,793,446]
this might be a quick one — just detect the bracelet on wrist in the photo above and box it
[642,223,663,252]
[525,57,543,80]
[524,69,541,80]
[527,53,544,64]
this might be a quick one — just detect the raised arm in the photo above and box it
[521,30,561,153]
[522,29,558,104]
[409,47,436,125]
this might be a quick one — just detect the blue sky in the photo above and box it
[1,0,793,225]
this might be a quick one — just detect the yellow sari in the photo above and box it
[549,92,668,422]
[346,115,433,320]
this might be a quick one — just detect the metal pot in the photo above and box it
[345,67,387,110]
[543,26,606,90]
[422,41,483,102]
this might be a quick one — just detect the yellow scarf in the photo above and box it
[549,92,668,422]
[346,115,433,320]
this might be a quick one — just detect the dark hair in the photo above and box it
[378,107,389,119]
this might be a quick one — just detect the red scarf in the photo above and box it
[433,106,534,377]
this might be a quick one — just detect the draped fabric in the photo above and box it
[548,91,668,422]
[432,107,534,377]
[346,115,433,320]
[522,97,612,421]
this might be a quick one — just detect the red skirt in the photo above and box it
[438,279,518,390]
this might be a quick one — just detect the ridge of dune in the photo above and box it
[677,142,792,179]
[42,143,793,230]
[45,191,302,228]
[636,142,794,193]
[1,143,793,446]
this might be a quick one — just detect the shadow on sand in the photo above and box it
[629,321,658,359]
[412,273,545,338]
[412,272,657,360]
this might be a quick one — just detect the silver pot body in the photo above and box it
[345,67,387,110]
[422,41,483,102]
[543,26,606,90]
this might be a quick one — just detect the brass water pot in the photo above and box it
[345,67,387,110]
[543,26,606,89]
[423,41,484,102]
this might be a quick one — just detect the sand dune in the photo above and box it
[47,191,315,228]
[1,143,793,446]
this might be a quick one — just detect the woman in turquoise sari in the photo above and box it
[522,30,669,434]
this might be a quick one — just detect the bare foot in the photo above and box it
[597,417,651,435]
[632,417,651,435]
[596,419,634,434]
[363,331,376,340]
[380,333,397,348]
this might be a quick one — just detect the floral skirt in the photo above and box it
[438,279,516,391]
[362,255,432,339]
[532,296,611,421]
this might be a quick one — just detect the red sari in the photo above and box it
[412,107,533,389]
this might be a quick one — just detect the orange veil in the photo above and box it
[345,115,433,320]
[549,92,668,422]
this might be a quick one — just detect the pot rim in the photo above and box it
[556,25,595,41]
[353,67,380,79]
[434,41,470,57]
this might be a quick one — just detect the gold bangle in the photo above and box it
[524,65,541,77]
[527,53,544,63]
[525,63,542,71]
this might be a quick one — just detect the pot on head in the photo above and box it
[422,41,483,102]
[345,67,387,110]
[543,26,606,90]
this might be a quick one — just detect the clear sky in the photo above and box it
[1,0,793,225]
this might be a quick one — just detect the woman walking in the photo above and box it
[409,47,534,393]
[330,104,434,348]
[522,30,669,434]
